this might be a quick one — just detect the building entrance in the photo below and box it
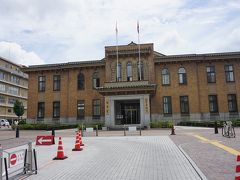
[115,100,140,125]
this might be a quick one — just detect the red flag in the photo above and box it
[137,21,139,34]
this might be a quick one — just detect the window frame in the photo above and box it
[53,101,60,118]
[162,68,170,85]
[208,95,218,113]
[116,63,122,81]
[163,96,172,115]
[180,96,189,114]
[37,102,45,119]
[0,72,5,81]
[92,99,101,120]
[77,100,85,120]
[137,61,144,81]
[206,66,216,83]
[38,76,46,92]
[77,73,85,90]
[126,62,133,82]
[228,94,238,113]
[53,75,61,91]
[178,67,187,85]
[225,65,235,82]
[92,72,100,89]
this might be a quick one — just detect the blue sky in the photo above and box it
[0,0,239,65]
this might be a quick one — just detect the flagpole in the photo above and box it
[116,21,119,82]
[137,21,141,81]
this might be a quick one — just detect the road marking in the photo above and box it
[193,134,240,156]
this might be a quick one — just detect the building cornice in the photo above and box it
[154,51,240,64]
[22,59,105,72]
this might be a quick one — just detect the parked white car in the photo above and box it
[0,119,10,127]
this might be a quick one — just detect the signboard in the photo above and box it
[144,97,149,113]
[36,135,54,145]
[128,126,137,132]
[9,150,25,168]
[86,128,94,133]
[105,98,110,115]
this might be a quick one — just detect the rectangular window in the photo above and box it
[163,96,172,115]
[162,75,170,85]
[209,95,218,113]
[8,86,19,95]
[206,66,216,83]
[0,96,5,103]
[38,76,46,92]
[93,78,100,89]
[53,101,60,118]
[0,72,5,80]
[53,75,61,91]
[225,65,234,82]
[77,100,85,120]
[228,94,238,113]
[180,96,189,114]
[10,75,20,84]
[92,99,101,119]
[0,83,5,92]
[8,98,16,105]
[37,102,45,118]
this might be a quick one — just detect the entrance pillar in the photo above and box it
[104,94,150,128]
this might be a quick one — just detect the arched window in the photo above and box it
[137,61,144,81]
[127,62,132,81]
[116,63,122,81]
[77,73,85,90]
[162,68,170,85]
[178,67,187,84]
[93,72,100,89]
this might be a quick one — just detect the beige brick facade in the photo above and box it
[0,57,28,122]
[23,42,240,126]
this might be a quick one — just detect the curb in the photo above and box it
[178,145,208,180]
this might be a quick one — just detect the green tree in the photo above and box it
[13,100,25,121]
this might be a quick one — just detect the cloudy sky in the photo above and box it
[0,0,239,66]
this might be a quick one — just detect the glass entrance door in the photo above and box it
[125,105,139,124]
[115,100,140,125]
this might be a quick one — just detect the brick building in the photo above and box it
[22,42,240,128]
[0,57,28,122]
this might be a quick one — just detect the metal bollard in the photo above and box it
[27,141,33,173]
[96,125,98,137]
[16,126,19,138]
[51,128,55,136]
[52,128,55,144]
[0,146,2,180]
[124,125,126,136]
[139,125,142,136]
[214,121,218,134]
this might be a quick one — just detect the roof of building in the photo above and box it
[155,51,240,63]
[0,56,24,68]
[22,59,105,72]
[21,42,240,72]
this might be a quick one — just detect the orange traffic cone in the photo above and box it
[72,132,83,151]
[235,155,240,180]
[79,131,84,146]
[53,137,68,160]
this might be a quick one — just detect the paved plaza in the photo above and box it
[27,136,205,180]
[0,127,239,180]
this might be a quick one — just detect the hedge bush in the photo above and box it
[178,119,240,127]
[150,120,173,128]
[77,122,104,130]
[12,124,78,130]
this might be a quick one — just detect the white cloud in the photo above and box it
[0,41,45,66]
[0,0,239,63]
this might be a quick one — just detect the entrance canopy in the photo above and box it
[97,81,156,96]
